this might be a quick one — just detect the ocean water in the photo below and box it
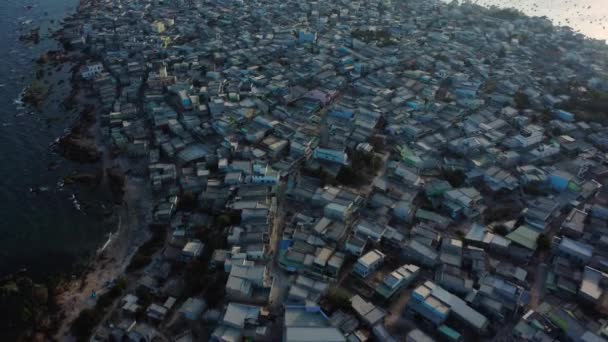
[0,0,114,279]
[465,0,608,40]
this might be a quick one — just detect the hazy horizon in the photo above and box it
[463,0,608,40]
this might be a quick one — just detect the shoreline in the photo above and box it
[50,54,151,342]
[23,0,153,338]
[52,72,153,338]
[0,0,144,338]
[53,174,151,340]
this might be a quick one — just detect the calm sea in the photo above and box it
[0,0,114,279]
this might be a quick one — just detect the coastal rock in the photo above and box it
[0,276,55,340]
[57,136,100,163]
[37,50,68,64]
[106,166,125,203]
[22,81,50,108]
[57,105,100,163]
[19,28,40,44]
[64,172,101,185]
[32,285,49,305]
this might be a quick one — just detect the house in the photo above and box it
[408,281,488,332]
[354,220,386,243]
[121,322,156,342]
[415,209,451,229]
[393,199,415,222]
[529,143,561,160]
[324,203,353,222]
[250,168,279,185]
[476,274,529,319]
[438,325,463,342]
[464,223,490,246]
[146,303,168,321]
[561,209,587,238]
[448,136,490,156]
[514,125,544,148]
[513,302,603,341]
[425,180,453,199]
[226,263,269,300]
[402,239,440,268]
[176,144,209,164]
[225,172,243,185]
[555,109,575,122]
[350,295,387,326]
[440,239,463,268]
[517,165,548,185]
[556,237,593,264]
[312,248,334,275]
[81,63,103,79]
[287,276,329,305]
[313,147,349,165]
[121,294,140,316]
[376,264,420,299]
[483,166,518,192]
[353,250,385,278]
[283,305,346,342]
[437,261,475,295]
[524,197,559,232]
[326,252,345,277]
[392,163,423,188]
[298,31,317,44]
[579,266,606,304]
[181,240,204,261]
[373,324,399,342]
[212,303,262,341]
[312,218,347,242]
[406,329,436,342]
[241,208,269,223]
[464,245,487,275]
[443,188,484,219]
[179,297,206,321]
[592,204,608,220]
[345,235,367,256]
[549,170,576,192]
[151,20,165,33]
[506,225,539,251]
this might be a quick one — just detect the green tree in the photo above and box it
[494,225,508,236]
[336,166,364,186]
[326,288,352,311]
[537,234,551,250]
[442,169,466,187]
[71,308,101,341]
[514,91,530,110]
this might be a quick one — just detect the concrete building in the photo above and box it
[181,240,204,261]
[409,281,488,332]
[283,305,346,342]
[353,250,385,278]
[313,147,349,165]
[376,264,420,299]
